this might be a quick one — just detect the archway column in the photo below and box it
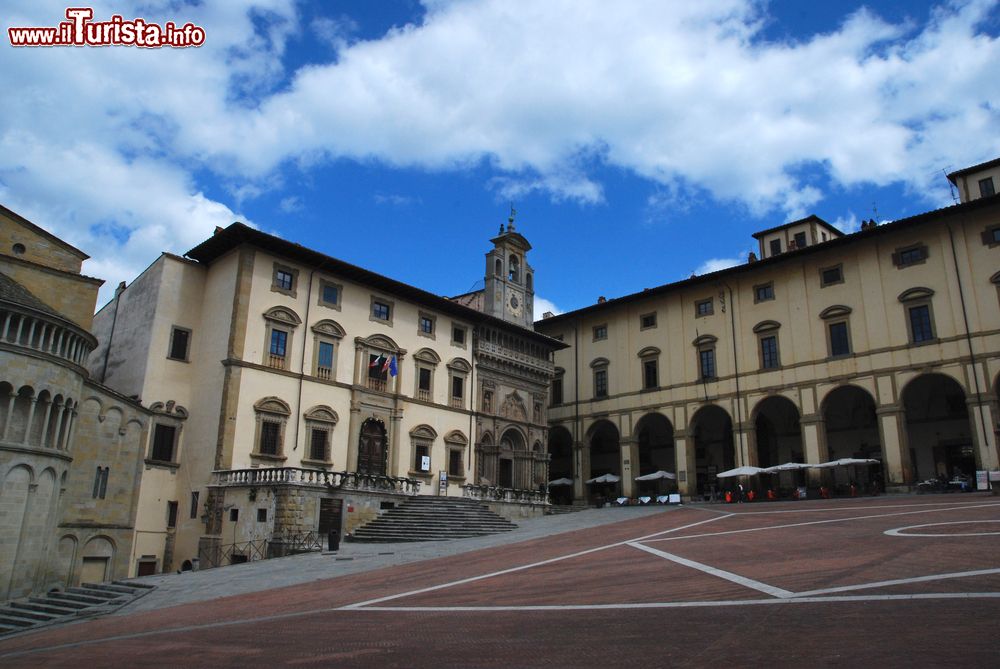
[574,440,589,502]
[346,399,361,472]
[876,405,911,488]
[734,423,755,468]
[674,429,696,499]
[388,409,403,477]
[967,395,999,472]
[800,414,829,487]
[621,436,638,497]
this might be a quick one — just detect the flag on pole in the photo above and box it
[381,355,391,373]
[388,356,398,377]
[369,353,384,368]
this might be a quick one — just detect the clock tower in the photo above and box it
[484,209,535,329]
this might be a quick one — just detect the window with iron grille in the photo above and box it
[168,327,190,360]
[594,369,608,398]
[259,420,281,455]
[448,449,463,477]
[309,427,329,461]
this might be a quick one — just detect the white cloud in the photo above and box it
[695,256,747,275]
[533,296,562,322]
[279,196,303,213]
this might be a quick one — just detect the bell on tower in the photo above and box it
[483,206,535,329]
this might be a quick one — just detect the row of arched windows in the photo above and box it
[0,382,77,450]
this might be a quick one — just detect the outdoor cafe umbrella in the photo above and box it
[634,470,677,481]
[635,469,677,495]
[811,458,880,468]
[548,477,574,486]
[585,473,621,484]
[716,466,765,478]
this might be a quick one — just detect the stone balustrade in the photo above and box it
[210,467,421,494]
[461,483,548,505]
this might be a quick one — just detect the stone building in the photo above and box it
[89,216,562,572]
[536,160,1000,502]
[0,205,149,601]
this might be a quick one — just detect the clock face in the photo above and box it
[507,291,522,316]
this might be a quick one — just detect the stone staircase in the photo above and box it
[347,496,518,543]
[0,581,154,637]
[544,503,588,515]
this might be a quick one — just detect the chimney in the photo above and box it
[748,251,757,263]
[597,296,606,304]
[214,226,224,235]
[542,311,555,319]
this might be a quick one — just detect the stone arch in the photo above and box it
[311,318,345,338]
[901,372,974,484]
[54,534,78,589]
[447,357,472,373]
[547,425,574,484]
[8,385,35,443]
[304,405,339,424]
[444,430,468,446]
[360,333,402,353]
[497,427,527,488]
[80,536,116,584]
[751,395,802,471]
[254,396,291,415]
[821,384,881,487]
[409,424,438,440]
[262,305,302,327]
[634,412,675,479]
[689,404,734,497]
[413,347,441,364]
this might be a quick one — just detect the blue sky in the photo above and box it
[2,0,999,315]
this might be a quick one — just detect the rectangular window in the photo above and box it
[821,265,843,286]
[309,428,328,461]
[594,369,608,398]
[167,501,178,529]
[415,444,430,471]
[270,329,287,357]
[448,449,463,477]
[593,324,608,341]
[695,299,713,317]
[168,327,190,361]
[760,336,779,369]
[908,304,934,343]
[640,312,657,329]
[794,231,807,249]
[257,508,267,523]
[368,354,388,381]
[190,491,199,520]
[451,376,464,400]
[92,467,109,499]
[829,321,850,357]
[452,325,467,346]
[320,281,340,307]
[151,424,176,462]
[316,341,334,376]
[894,244,928,267]
[754,283,774,303]
[229,508,239,522]
[372,301,391,321]
[699,348,716,379]
[769,239,782,256]
[419,315,435,335]
[418,367,432,392]
[551,378,563,405]
[260,421,281,455]
[643,359,658,389]
[979,176,996,198]
[275,269,293,291]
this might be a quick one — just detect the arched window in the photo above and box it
[253,397,290,460]
[508,255,520,283]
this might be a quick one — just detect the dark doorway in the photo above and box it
[318,498,343,538]
[547,426,574,504]
[689,405,734,498]
[357,419,387,475]
[499,459,513,488]
[903,374,974,483]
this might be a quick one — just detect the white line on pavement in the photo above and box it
[626,541,795,598]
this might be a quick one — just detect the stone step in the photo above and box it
[28,597,85,613]
[12,600,78,616]
[83,582,144,595]
[28,592,91,612]
[0,612,38,627]
[114,579,156,589]
[0,607,55,623]
[67,586,124,601]
[349,495,518,543]
[49,590,108,606]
